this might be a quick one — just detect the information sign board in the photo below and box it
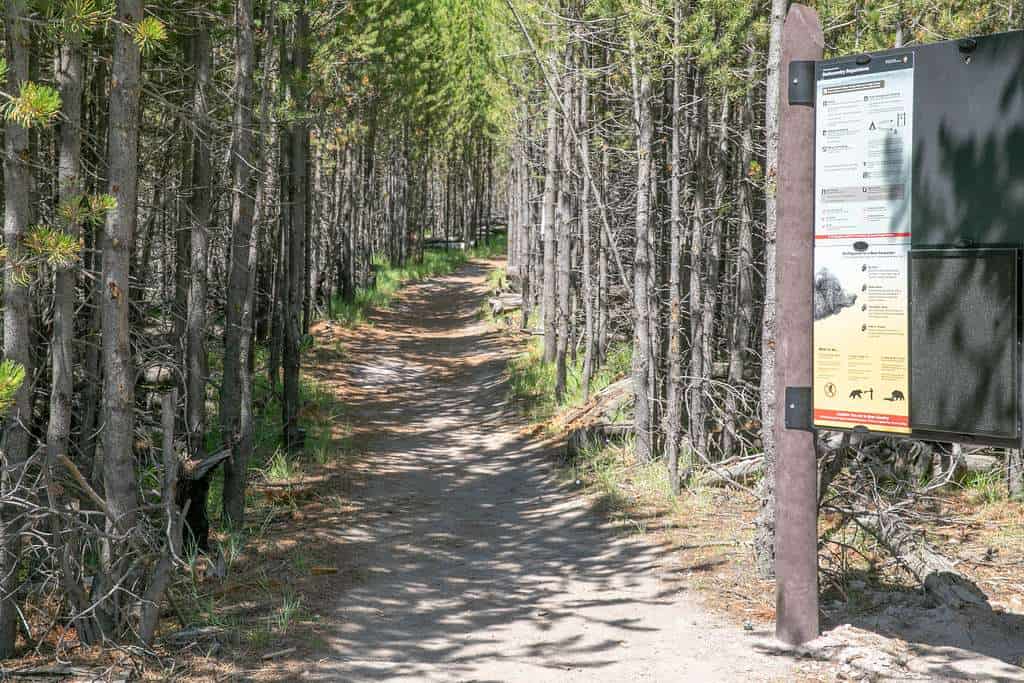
[812,53,914,433]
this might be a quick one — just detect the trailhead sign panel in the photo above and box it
[813,53,914,433]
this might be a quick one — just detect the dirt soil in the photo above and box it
[227,260,814,681]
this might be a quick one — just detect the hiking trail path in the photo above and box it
[300,260,800,682]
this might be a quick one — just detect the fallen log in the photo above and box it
[955,452,1000,474]
[561,377,634,429]
[567,421,633,456]
[694,455,764,486]
[182,448,232,481]
[854,510,989,609]
[489,294,522,315]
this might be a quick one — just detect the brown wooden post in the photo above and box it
[774,3,823,647]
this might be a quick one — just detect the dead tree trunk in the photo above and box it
[99,0,144,637]
[221,0,260,526]
[630,42,655,463]
[854,511,989,608]
[554,49,574,401]
[1,1,35,657]
[754,0,790,580]
[541,83,559,363]
[184,14,213,551]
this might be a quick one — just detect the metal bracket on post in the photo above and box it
[784,387,814,432]
[788,60,816,107]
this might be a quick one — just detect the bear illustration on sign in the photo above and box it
[814,268,857,321]
[884,390,906,401]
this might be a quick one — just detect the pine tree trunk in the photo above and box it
[183,14,214,550]
[688,71,708,457]
[631,43,655,463]
[173,137,192,357]
[541,86,559,363]
[755,0,790,580]
[100,0,144,635]
[283,2,309,451]
[48,27,84,499]
[0,2,35,657]
[79,53,108,476]
[519,139,534,332]
[47,28,95,645]
[724,57,757,458]
[665,3,685,493]
[598,143,610,363]
[222,0,259,526]
[554,55,573,401]
[580,43,596,401]
[700,93,729,456]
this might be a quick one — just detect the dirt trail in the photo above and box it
[300,261,797,681]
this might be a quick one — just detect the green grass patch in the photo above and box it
[264,449,301,482]
[506,331,632,422]
[961,466,1008,506]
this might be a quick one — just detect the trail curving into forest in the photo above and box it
[297,260,797,682]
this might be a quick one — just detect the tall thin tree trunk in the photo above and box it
[283,1,309,451]
[100,0,144,635]
[47,26,95,645]
[541,85,559,363]
[724,57,757,458]
[222,0,260,526]
[700,93,729,457]
[1,2,35,657]
[688,71,708,458]
[665,2,685,494]
[580,43,596,400]
[554,51,573,401]
[755,0,789,580]
[184,16,213,550]
[79,51,108,478]
[631,42,655,463]
[597,143,609,363]
[48,25,84,500]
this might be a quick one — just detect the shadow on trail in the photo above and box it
[298,262,679,680]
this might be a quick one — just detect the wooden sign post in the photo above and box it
[774,3,823,647]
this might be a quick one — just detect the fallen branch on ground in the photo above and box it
[488,294,522,315]
[853,508,989,608]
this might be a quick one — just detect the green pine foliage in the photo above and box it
[3,81,62,128]
[23,226,83,270]
[0,361,25,414]
[132,16,169,54]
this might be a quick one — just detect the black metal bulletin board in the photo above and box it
[811,30,1024,447]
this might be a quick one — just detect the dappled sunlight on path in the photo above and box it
[295,261,797,682]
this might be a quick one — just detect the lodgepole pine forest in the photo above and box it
[0,0,1022,673]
